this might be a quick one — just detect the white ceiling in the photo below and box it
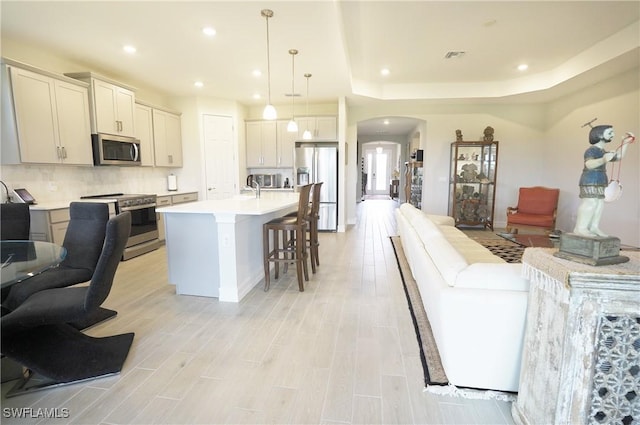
[2,1,639,137]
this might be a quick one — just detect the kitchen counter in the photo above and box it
[25,190,198,211]
[157,192,299,302]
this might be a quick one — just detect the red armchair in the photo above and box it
[506,187,559,234]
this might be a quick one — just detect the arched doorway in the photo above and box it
[356,116,425,203]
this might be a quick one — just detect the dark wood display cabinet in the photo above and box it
[405,161,423,208]
[448,141,498,229]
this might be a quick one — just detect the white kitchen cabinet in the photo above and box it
[2,63,93,165]
[296,116,337,140]
[157,192,198,241]
[30,202,116,244]
[153,109,183,167]
[135,103,155,166]
[65,72,136,138]
[276,120,296,168]
[246,121,277,167]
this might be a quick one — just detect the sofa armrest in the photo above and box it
[506,206,518,215]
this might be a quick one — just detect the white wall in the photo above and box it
[347,70,640,246]
[543,69,639,244]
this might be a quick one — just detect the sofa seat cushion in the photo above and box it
[507,212,555,227]
[439,226,505,264]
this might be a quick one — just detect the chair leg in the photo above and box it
[263,224,270,291]
[295,226,306,291]
[308,228,317,274]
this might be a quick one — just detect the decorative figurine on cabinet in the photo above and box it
[554,120,636,266]
[573,124,635,237]
[483,126,494,142]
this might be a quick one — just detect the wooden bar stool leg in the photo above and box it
[273,229,280,280]
[308,222,317,274]
[263,224,270,291]
[300,226,309,282]
[295,227,305,291]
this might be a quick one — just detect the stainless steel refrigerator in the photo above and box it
[294,142,338,231]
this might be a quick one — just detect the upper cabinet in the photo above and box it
[152,108,183,167]
[1,61,93,165]
[134,103,155,167]
[246,121,277,168]
[246,116,337,169]
[65,72,136,138]
[296,116,337,140]
[276,120,296,168]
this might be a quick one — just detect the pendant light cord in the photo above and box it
[265,13,272,105]
[290,50,296,118]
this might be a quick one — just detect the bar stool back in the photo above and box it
[262,184,313,291]
[308,182,323,270]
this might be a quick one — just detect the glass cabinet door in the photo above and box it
[448,141,499,229]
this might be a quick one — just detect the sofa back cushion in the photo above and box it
[455,263,529,291]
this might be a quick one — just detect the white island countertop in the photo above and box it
[156,193,299,217]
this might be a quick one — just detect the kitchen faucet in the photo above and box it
[245,182,261,198]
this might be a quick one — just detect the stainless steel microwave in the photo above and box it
[92,133,141,166]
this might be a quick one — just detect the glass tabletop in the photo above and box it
[1,240,67,288]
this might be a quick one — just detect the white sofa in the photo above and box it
[395,203,529,392]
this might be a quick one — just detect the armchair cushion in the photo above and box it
[514,187,559,215]
[507,186,559,231]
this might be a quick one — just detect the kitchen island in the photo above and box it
[156,192,299,302]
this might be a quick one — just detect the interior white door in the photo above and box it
[203,115,235,200]
[364,147,392,195]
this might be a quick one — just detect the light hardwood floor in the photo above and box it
[1,199,515,425]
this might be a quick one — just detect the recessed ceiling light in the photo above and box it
[383,120,390,125]
[253,93,261,100]
[517,64,529,71]
[253,69,262,78]
[123,45,137,54]
[194,81,204,88]
[380,68,390,76]
[202,27,216,37]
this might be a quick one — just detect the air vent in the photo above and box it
[444,51,466,59]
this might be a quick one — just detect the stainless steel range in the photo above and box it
[81,193,161,260]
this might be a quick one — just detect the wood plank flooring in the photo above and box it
[1,199,515,425]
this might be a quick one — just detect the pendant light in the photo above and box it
[286,49,299,132]
[302,73,313,140]
[261,9,276,120]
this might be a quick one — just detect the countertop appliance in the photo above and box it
[80,193,160,260]
[294,142,338,231]
[92,133,141,166]
[247,174,281,188]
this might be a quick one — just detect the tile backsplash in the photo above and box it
[1,164,182,203]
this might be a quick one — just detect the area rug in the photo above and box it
[472,239,525,263]
[389,236,447,387]
[390,236,518,402]
[461,230,525,263]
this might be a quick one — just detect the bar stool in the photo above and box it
[284,182,322,273]
[263,184,313,292]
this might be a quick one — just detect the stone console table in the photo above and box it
[512,248,639,425]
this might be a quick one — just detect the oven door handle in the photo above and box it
[119,203,156,212]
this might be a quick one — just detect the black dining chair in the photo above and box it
[1,203,31,303]
[3,202,114,329]
[0,203,31,241]
[1,212,134,397]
